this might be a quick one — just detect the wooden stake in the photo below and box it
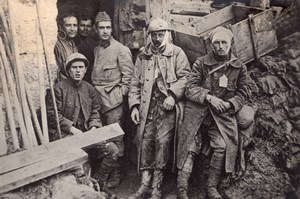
[25,84,44,145]
[0,57,19,150]
[35,0,62,139]
[7,0,37,147]
[36,19,48,143]
[0,93,8,156]
[0,38,30,149]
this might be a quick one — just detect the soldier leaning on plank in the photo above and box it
[46,53,119,199]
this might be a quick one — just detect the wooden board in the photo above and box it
[172,31,207,64]
[0,149,88,194]
[231,8,277,63]
[173,5,235,36]
[0,123,124,175]
[172,5,278,64]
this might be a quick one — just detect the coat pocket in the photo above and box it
[103,64,120,80]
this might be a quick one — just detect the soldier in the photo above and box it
[128,17,190,199]
[92,11,134,195]
[47,52,101,140]
[54,13,78,80]
[176,26,254,199]
[76,15,98,83]
[47,53,120,199]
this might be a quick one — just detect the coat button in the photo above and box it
[143,100,146,103]
[146,79,149,81]
[144,90,147,92]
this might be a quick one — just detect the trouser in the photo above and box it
[102,104,124,157]
[140,89,176,170]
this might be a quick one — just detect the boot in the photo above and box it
[128,170,152,199]
[177,170,191,199]
[207,152,225,199]
[98,157,117,199]
[106,164,122,189]
[150,170,164,199]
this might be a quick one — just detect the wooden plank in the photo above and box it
[0,123,124,175]
[170,1,212,16]
[0,148,88,194]
[173,5,235,36]
[172,31,207,63]
[231,8,277,63]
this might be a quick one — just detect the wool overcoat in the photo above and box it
[128,43,191,169]
[177,52,249,173]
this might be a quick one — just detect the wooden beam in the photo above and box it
[0,123,124,175]
[0,148,88,194]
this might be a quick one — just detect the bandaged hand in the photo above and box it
[163,96,175,110]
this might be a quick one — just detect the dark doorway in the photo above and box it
[56,0,114,26]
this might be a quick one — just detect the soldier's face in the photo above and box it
[68,61,86,82]
[150,31,166,47]
[79,19,93,37]
[212,36,231,56]
[96,21,112,41]
[62,16,78,39]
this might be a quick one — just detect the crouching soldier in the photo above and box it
[46,53,118,199]
[128,18,190,199]
[176,26,254,199]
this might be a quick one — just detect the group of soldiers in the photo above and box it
[47,10,255,199]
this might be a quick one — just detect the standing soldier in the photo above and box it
[54,13,78,80]
[92,11,134,196]
[128,17,190,199]
[176,26,253,199]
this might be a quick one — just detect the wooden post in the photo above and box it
[35,0,62,139]
[36,19,49,143]
[0,38,31,149]
[0,94,8,156]
[0,57,19,150]
[8,0,37,147]
[25,84,44,145]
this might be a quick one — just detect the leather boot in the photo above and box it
[128,170,152,199]
[106,162,122,189]
[98,157,117,199]
[150,170,164,199]
[177,170,191,199]
[207,152,225,199]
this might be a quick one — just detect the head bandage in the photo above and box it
[209,26,233,44]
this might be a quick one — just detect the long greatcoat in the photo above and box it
[177,52,249,173]
[128,42,190,169]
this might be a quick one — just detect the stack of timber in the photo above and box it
[171,4,278,64]
[0,123,124,194]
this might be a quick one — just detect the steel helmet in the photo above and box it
[147,17,170,33]
[65,53,89,76]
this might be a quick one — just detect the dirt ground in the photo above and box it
[0,0,300,198]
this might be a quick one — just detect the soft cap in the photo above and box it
[95,11,111,24]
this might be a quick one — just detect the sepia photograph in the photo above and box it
[0,0,299,198]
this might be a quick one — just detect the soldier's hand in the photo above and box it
[96,142,109,155]
[210,96,227,113]
[70,126,83,135]
[163,96,175,110]
[131,107,140,124]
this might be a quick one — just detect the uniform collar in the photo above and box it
[99,37,115,48]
